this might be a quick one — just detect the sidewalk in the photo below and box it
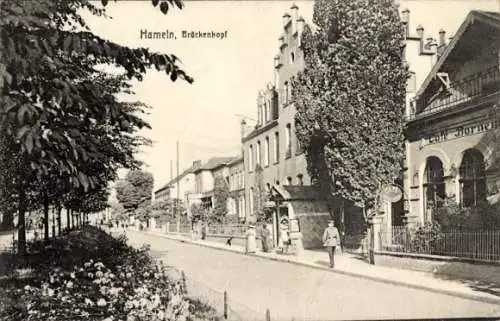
[138,228,500,305]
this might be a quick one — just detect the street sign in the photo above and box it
[381,184,403,203]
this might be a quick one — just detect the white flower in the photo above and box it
[143,272,150,278]
[24,285,31,291]
[126,272,132,278]
[66,281,73,289]
[70,272,75,279]
[94,262,105,269]
[84,262,92,268]
[88,272,94,279]
[96,271,104,278]
[100,286,107,295]
[84,298,94,306]
[97,298,107,307]
[47,288,54,297]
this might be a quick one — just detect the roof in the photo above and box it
[155,165,198,194]
[194,156,239,172]
[414,11,500,98]
[227,156,243,166]
[271,185,323,201]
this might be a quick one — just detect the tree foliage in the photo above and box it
[211,175,229,223]
[115,169,154,215]
[0,0,191,253]
[293,0,408,211]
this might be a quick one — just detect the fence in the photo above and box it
[380,226,500,262]
[207,224,247,237]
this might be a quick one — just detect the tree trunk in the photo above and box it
[57,206,62,235]
[66,208,70,230]
[17,190,27,255]
[51,206,56,238]
[43,192,49,241]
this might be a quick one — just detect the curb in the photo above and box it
[137,230,500,305]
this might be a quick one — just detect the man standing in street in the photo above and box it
[323,219,340,268]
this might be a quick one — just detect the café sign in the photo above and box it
[426,119,500,145]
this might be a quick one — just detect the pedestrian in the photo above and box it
[201,222,207,240]
[322,219,340,268]
[245,224,257,254]
[261,223,271,253]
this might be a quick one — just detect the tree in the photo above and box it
[115,169,154,216]
[211,175,229,224]
[253,165,272,223]
[0,0,192,254]
[189,203,205,224]
[293,0,408,219]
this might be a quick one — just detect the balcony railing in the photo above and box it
[407,65,500,120]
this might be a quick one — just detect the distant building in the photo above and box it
[227,157,245,222]
[404,11,500,227]
[192,156,239,209]
[154,160,201,207]
[242,3,310,223]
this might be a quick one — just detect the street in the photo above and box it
[126,231,500,321]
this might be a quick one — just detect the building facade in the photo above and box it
[192,157,238,209]
[403,11,500,226]
[227,157,245,222]
[154,160,201,208]
[242,4,310,223]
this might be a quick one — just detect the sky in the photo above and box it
[81,0,500,191]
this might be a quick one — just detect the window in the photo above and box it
[267,100,272,121]
[423,156,445,221]
[296,132,303,154]
[264,137,270,167]
[266,183,271,192]
[285,124,292,158]
[249,187,254,215]
[283,82,289,106]
[460,149,486,207]
[287,176,292,185]
[407,72,416,93]
[274,132,280,163]
[264,102,269,123]
[290,51,295,63]
[256,141,261,165]
[248,145,254,171]
[258,105,263,125]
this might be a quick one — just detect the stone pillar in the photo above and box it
[290,232,303,256]
[162,224,167,234]
[166,222,170,234]
[371,215,384,252]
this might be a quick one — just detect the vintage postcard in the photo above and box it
[1,0,500,320]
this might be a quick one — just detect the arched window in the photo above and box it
[283,82,289,106]
[460,149,486,207]
[423,156,445,219]
[248,145,254,171]
[249,187,255,215]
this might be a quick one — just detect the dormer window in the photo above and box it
[283,82,289,106]
[290,51,295,64]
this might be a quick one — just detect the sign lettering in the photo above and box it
[426,120,500,145]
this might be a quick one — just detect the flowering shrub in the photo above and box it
[0,226,220,321]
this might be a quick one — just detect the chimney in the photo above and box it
[240,120,247,140]
[401,8,410,37]
[192,160,201,169]
[416,25,424,53]
[283,12,291,27]
[438,29,446,46]
[437,29,446,55]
